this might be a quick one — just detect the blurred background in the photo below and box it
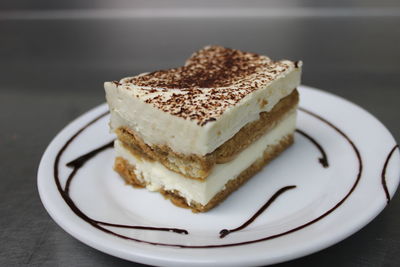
[1,1,400,266]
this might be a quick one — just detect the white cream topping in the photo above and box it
[114,111,296,206]
[105,67,300,155]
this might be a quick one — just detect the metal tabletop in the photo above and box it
[1,1,399,266]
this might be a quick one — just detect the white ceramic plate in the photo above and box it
[38,86,400,267]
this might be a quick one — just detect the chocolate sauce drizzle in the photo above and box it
[219,185,296,238]
[218,128,327,238]
[65,140,186,234]
[381,144,399,204]
[54,111,188,246]
[295,129,329,168]
[54,107,363,248]
[65,141,114,194]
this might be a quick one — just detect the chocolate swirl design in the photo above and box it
[217,128,328,238]
[219,185,297,238]
[296,129,329,168]
[65,141,188,235]
[53,111,188,247]
[381,144,399,204]
[53,107,363,248]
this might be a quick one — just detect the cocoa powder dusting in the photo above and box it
[118,46,294,125]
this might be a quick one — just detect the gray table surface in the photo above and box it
[1,8,400,267]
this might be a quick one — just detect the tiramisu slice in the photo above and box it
[105,45,301,212]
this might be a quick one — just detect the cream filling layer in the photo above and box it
[114,110,297,206]
[105,66,301,156]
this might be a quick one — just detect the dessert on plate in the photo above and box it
[104,45,302,212]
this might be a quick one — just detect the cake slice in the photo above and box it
[105,45,301,212]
